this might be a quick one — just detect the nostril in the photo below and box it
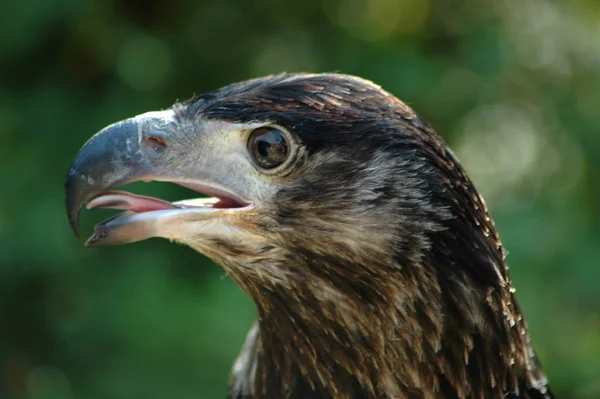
[142,136,167,158]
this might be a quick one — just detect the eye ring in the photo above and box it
[247,127,291,170]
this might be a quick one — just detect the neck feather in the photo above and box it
[229,251,548,399]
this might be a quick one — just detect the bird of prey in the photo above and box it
[65,73,553,399]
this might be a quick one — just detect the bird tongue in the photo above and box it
[86,191,179,212]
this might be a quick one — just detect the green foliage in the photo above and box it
[1,0,599,397]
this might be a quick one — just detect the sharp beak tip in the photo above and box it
[64,113,172,241]
[68,213,81,238]
[65,180,83,238]
[66,195,81,237]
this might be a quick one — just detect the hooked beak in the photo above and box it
[65,110,252,246]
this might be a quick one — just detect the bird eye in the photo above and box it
[248,127,290,169]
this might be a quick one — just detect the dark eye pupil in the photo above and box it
[249,128,289,169]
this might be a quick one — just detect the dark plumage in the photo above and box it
[65,73,553,398]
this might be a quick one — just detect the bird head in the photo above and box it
[65,74,459,294]
[65,73,550,398]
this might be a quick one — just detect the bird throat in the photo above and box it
[229,254,547,399]
[231,261,447,398]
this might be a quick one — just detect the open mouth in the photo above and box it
[86,182,251,214]
[77,181,254,247]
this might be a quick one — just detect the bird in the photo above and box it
[64,73,554,399]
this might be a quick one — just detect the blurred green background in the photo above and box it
[1,0,599,398]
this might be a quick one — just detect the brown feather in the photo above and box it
[175,73,553,399]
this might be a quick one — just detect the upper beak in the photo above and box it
[65,111,176,237]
